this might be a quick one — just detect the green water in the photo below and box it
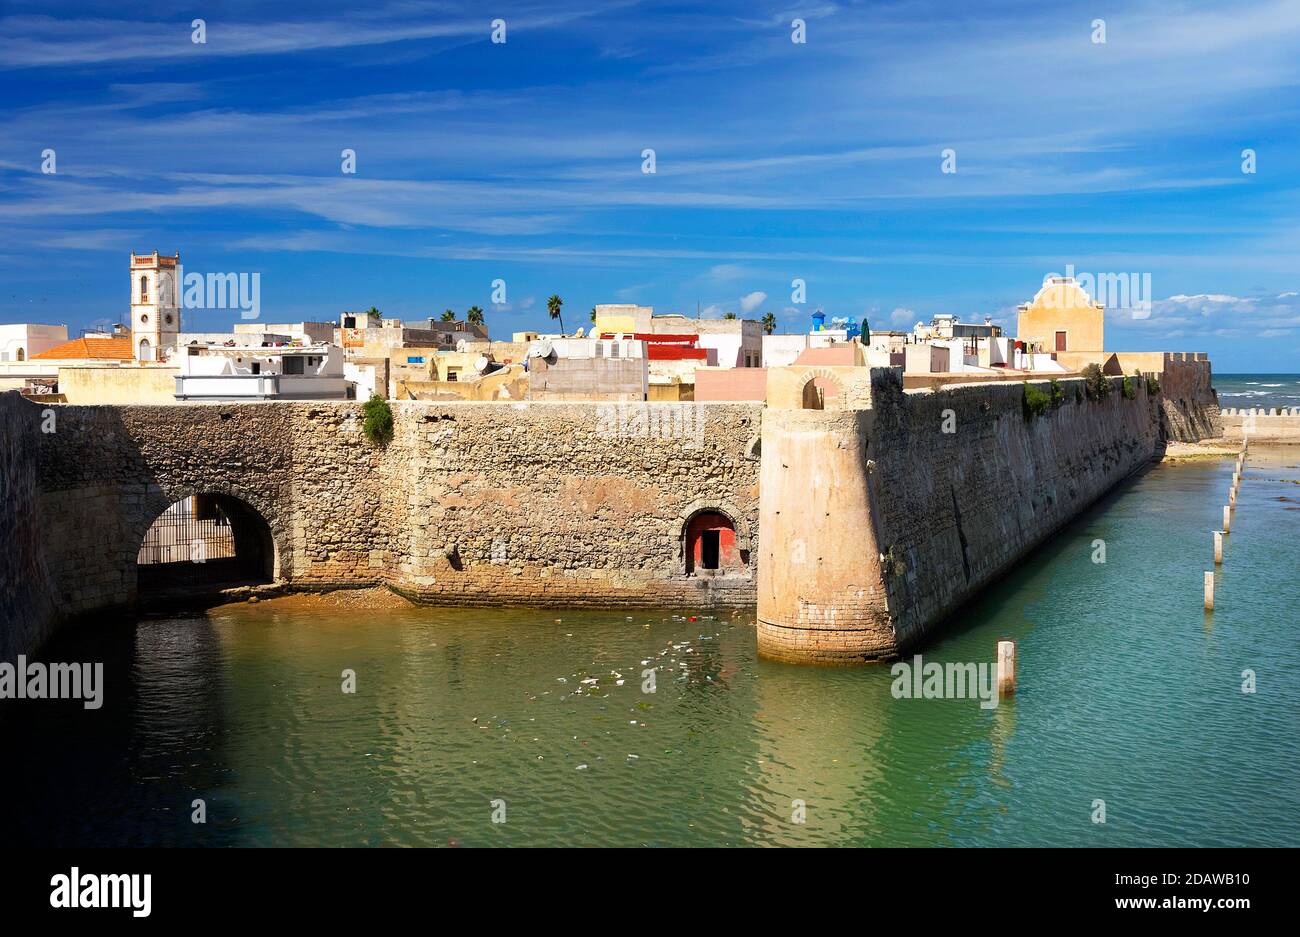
[3,451,1298,847]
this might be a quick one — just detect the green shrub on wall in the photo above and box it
[1082,363,1109,400]
[362,394,394,444]
[1145,373,1161,395]
[1023,381,1052,419]
[1049,378,1065,408]
[1122,375,1137,400]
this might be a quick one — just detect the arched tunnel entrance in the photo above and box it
[136,494,277,603]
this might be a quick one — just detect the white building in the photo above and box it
[761,329,859,368]
[0,323,68,363]
[174,344,347,400]
[235,321,335,344]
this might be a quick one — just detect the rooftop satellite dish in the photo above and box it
[474,355,489,373]
[456,339,468,353]
[531,339,553,359]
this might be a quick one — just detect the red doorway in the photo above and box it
[685,511,740,574]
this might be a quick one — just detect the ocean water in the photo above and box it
[1214,373,1300,411]
[2,449,1298,847]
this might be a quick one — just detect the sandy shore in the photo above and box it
[211,585,417,612]
[1162,440,1239,463]
[1163,439,1300,470]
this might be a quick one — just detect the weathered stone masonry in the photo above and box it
[3,396,761,658]
[0,393,56,661]
[757,371,1165,664]
[1,365,1218,665]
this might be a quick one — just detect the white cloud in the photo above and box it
[739,290,767,313]
[1115,293,1300,334]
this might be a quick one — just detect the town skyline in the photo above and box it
[3,0,1300,372]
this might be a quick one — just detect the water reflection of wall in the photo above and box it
[745,659,892,845]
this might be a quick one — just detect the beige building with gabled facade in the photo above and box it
[1016,275,1104,356]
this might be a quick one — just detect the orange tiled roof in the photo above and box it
[31,336,136,361]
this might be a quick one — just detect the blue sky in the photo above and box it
[2,0,1299,371]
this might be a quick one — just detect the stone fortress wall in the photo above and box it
[757,369,1166,663]
[0,393,57,661]
[8,396,762,658]
[1,354,1223,664]
[1218,408,1300,444]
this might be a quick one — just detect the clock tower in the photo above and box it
[130,251,181,362]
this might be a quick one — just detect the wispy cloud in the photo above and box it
[1,0,1299,370]
[0,3,612,68]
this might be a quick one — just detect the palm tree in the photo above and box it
[366,306,381,322]
[547,294,565,334]
[466,306,485,327]
[590,306,597,323]
[761,312,776,335]
[440,309,456,322]
[723,312,737,320]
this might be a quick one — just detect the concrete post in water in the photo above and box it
[1214,531,1223,565]
[997,640,1016,698]
[1223,505,1231,533]
[1204,571,1214,611]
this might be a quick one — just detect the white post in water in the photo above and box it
[1230,487,1237,508]
[1214,531,1223,565]
[997,640,1016,699]
[1223,505,1231,533]
[1204,571,1214,610]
